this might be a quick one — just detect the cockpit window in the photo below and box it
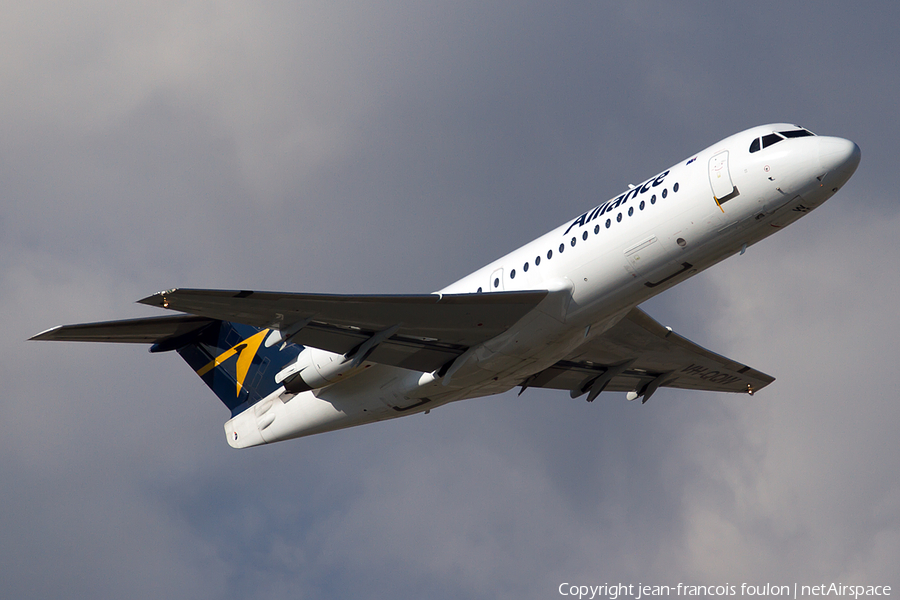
[779,128,815,138]
[762,133,785,149]
[750,128,815,153]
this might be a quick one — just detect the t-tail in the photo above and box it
[30,315,302,444]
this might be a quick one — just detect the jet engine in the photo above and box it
[275,347,354,393]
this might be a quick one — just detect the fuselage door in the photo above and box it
[709,151,738,208]
[489,268,504,291]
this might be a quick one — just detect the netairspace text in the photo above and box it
[557,582,892,600]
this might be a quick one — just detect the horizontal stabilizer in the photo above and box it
[30,315,215,348]
[31,314,300,416]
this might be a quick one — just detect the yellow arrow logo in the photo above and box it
[196,329,270,397]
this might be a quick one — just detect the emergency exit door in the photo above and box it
[708,151,737,207]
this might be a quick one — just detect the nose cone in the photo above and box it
[818,137,861,180]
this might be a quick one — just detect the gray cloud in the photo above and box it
[6,1,899,598]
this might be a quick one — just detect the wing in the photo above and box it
[521,307,773,401]
[134,288,549,372]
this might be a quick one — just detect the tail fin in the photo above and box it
[175,321,302,416]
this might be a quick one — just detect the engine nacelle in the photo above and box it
[275,347,354,393]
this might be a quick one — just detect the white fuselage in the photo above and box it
[227,124,860,447]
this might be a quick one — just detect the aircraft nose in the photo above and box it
[818,136,861,178]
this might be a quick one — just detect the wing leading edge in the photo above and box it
[137,288,548,346]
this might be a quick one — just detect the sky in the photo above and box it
[4,2,899,598]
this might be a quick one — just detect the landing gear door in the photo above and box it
[709,151,738,208]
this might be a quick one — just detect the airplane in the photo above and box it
[31,124,861,448]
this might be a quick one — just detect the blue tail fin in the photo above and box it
[175,321,302,416]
